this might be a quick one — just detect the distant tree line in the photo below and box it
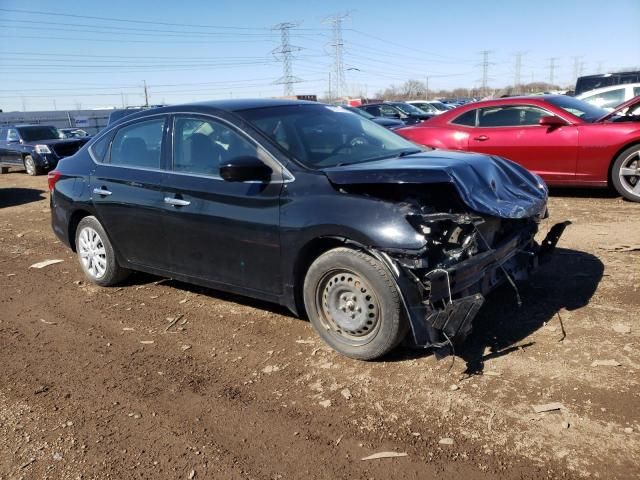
[364,79,565,101]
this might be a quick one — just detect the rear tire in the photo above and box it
[24,155,41,176]
[611,145,640,202]
[303,247,408,360]
[75,216,130,286]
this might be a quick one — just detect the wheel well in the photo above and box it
[292,237,352,317]
[68,209,92,252]
[608,141,640,186]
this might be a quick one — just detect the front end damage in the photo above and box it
[323,151,570,355]
[373,213,570,355]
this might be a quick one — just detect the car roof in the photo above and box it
[7,124,56,128]
[577,82,640,97]
[164,98,318,112]
[450,95,567,108]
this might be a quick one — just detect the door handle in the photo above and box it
[164,197,191,207]
[93,187,112,196]
[473,135,489,141]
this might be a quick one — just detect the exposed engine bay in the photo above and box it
[341,182,569,355]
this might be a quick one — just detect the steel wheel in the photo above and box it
[316,269,382,346]
[618,149,640,197]
[78,226,108,280]
[24,156,37,176]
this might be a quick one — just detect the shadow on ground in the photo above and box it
[0,187,45,208]
[548,186,618,199]
[120,248,603,367]
[457,248,603,374]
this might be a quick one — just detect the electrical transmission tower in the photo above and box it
[547,57,559,86]
[572,56,583,84]
[478,50,494,97]
[324,13,350,100]
[513,52,525,94]
[272,22,302,96]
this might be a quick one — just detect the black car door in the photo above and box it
[161,114,283,295]
[0,128,7,162]
[90,115,172,269]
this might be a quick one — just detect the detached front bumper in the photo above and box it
[380,221,570,352]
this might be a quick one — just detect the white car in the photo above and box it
[577,83,640,110]
[406,100,452,115]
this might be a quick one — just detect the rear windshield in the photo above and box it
[17,126,60,141]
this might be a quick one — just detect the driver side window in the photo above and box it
[7,129,19,142]
[173,116,261,177]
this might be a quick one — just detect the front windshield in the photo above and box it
[393,103,426,115]
[238,104,421,169]
[17,126,60,142]
[545,96,609,123]
[410,102,436,113]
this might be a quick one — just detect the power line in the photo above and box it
[324,12,350,100]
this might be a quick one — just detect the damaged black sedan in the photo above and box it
[49,100,567,360]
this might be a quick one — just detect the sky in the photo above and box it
[0,0,639,111]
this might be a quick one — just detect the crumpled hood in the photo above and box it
[322,150,548,219]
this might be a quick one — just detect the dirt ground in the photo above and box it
[0,169,638,480]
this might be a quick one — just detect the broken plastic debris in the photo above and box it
[30,259,64,269]
[361,451,408,460]
[591,359,621,367]
[140,340,154,345]
[532,402,565,413]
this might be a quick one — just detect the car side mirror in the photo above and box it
[538,115,567,127]
[220,155,272,182]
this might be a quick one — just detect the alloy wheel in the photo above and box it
[618,150,640,197]
[78,226,108,279]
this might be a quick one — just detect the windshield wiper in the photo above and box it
[396,149,422,158]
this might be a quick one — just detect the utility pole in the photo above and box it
[143,80,149,107]
[547,57,558,86]
[328,71,332,102]
[272,22,302,96]
[597,61,604,74]
[121,92,125,108]
[514,52,525,94]
[425,76,430,100]
[324,13,350,101]
[53,99,57,111]
[478,50,493,97]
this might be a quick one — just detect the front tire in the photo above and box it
[75,216,130,286]
[24,155,41,176]
[303,247,408,360]
[611,145,640,202]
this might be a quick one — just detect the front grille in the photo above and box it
[52,141,83,158]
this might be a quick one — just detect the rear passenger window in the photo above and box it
[451,109,476,126]
[110,118,165,168]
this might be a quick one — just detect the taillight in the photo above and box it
[47,170,61,192]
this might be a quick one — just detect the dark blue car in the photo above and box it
[48,99,565,360]
[0,124,89,175]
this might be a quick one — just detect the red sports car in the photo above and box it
[396,95,640,202]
